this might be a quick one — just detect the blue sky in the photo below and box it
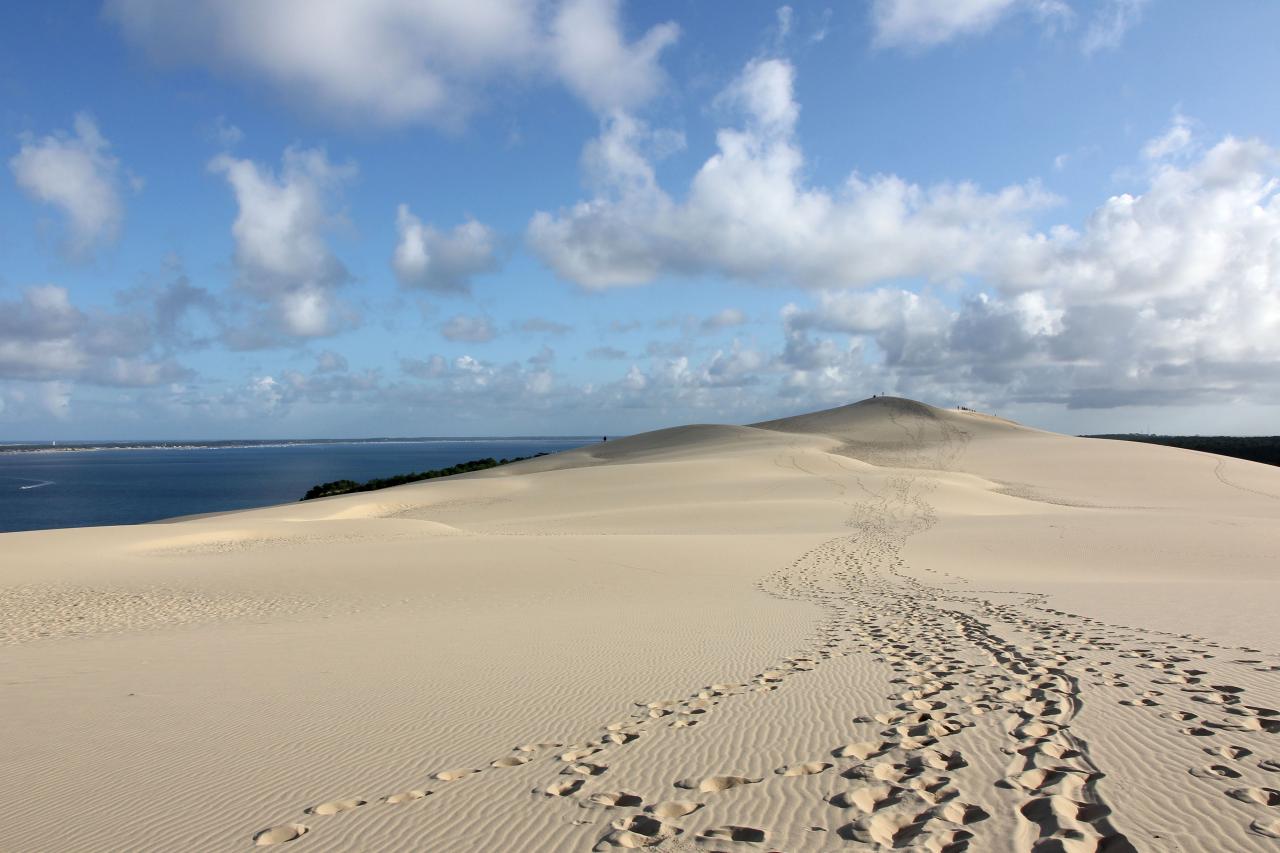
[3,0,1279,439]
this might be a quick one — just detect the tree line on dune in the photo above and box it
[301,454,548,501]
[1085,435,1280,468]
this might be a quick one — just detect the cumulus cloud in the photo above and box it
[990,133,1280,304]
[529,58,1054,289]
[392,204,500,292]
[209,147,355,339]
[107,0,677,126]
[397,351,562,411]
[441,314,497,343]
[534,99,1280,412]
[777,119,1280,409]
[9,114,128,257]
[0,285,192,388]
[551,0,679,113]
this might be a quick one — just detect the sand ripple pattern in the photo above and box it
[0,583,315,645]
[244,415,1280,850]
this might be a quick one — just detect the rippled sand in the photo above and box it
[2,397,1278,852]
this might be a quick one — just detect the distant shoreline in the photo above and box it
[0,436,599,455]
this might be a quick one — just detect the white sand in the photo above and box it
[2,397,1277,851]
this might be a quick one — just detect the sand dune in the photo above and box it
[2,397,1278,851]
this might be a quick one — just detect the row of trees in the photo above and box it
[1087,435,1280,467]
[301,454,546,501]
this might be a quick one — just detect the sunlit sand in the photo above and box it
[3,397,1278,851]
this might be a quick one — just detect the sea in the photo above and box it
[0,437,595,534]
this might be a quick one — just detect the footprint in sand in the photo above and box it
[595,815,679,850]
[1019,795,1111,826]
[492,756,530,768]
[1207,745,1252,761]
[833,740,892,760]
[434,768,478,781]
[647,801,702,818]
[1259,759,1280,773]
[913,747,967,771]
[1009,767,1079,793]
[561,747,601,762]
[605,731,637,745]
[588,791,643,808]
[698,825,768,843]
[253,823,308,846]
[838,810,930,847]
[1227,787,1280,806]
[306,798,367,816]
[545,778,584,797]
[775,761,832,776]
[518,742,561,752]
[569,761,608,776]
[1251,818,1280,839]
[1162,711,1198,722]
[384,790,428,804]
[1189,765,1242,780]
[938,801,989,825]
[830,784,901,813]
[678,775,762,793]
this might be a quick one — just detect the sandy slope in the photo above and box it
[2,397,1278,852]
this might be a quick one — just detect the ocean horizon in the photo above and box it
[0,437,595,534]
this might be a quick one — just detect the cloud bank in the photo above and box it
[106,0,678,126]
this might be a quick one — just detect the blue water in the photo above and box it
[0,438,593,534]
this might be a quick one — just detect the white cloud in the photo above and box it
[1141,111,1193,161]
[209,147,355,338]
[392,204,500,292]
[1081,0,1148,55]
[872,0,1149,53]
[9,114,127,257]
[871,0,1069,49]
[441,314,497,343]
[775,5,794,40]
[248,376,284,415]
[778,120,1280,409]
[992,132,1280,304]
[538,91,1280,411]
[529,58,1055,290]
[0,285,191,388]
[550,0,679,113]
[108,0,677,126]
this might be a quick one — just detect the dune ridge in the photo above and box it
[1,397,1278,851]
